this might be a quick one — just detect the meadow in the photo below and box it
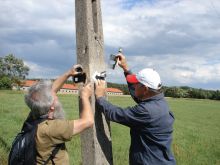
[0,90,219,165]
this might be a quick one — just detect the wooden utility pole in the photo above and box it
[75,0,113,165]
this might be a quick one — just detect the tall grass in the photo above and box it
[0,91,219,165]
[168,98,220,165]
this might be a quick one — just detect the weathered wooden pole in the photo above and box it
[75,0,113,165]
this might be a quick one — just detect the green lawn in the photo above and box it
[0,91,219,165]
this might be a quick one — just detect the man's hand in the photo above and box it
[116,53,129,72]
[73,82,94,135]
[95,80,106,98]
[81,82,93,99]
[52,64,83,93]
[68,64,84,77]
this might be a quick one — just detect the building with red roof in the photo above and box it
[106,87,123,95]
[17,80,123,95]
[59,83,78,94]
[19,80,37,91]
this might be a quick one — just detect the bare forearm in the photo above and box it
[72,96,94,135]
[52,71,70,93]
[72,82,93,135]
[80,96,94,123]
[123,66,129,73]
[116,53,129,72]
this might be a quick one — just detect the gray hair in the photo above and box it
[25,80,65,119]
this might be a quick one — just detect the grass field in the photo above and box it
[0,90,220,165]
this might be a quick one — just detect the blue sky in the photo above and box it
[0,0,220,89]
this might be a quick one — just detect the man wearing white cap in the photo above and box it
[95,54,176,165]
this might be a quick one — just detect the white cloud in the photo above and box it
[102,0,220,89]
[1,0,220,89]
[116,54,220,87]
[102,0,220,48]
[24,61,57,79]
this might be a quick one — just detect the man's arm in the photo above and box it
[116,53,129,73]
[96,97,149,127]
[116,53,141,103]
[52,64,82,93]
[95,80,147,127]
[72,83,94,135]
[95,80,148,127]
[51,71,70,94]
[51,65,94,135]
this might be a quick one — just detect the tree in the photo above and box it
[164,87,187,98]
[107,82,129,95]
[211,90,220,100]
[0,76,12,89]
[0,54,29,89]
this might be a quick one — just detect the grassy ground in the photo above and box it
[0,90,220,165]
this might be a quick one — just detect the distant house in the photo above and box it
[20,80,37,91]
[17,80,123,95]
[106,88,123,95]
[58,84,78,94]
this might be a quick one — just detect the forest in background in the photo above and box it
[107,82,220,100]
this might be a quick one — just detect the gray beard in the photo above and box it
[53,100,65,119]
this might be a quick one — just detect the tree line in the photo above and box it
[1,54,219,100]
[107,83,220,100]
[162,86,220,100]
[0,54,29,89]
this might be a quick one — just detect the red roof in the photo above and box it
[22,80,77,89]
[106,88,123,93]
[23,80,37,87]
[22,80,122,93]
[62,84,78,90]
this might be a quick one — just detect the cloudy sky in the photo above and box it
[0,0,220,89]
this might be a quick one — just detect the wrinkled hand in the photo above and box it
[68,64,84,77]
[116,53,129,72]
[81,82,93,98]
[95,80,106,98]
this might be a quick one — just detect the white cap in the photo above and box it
[126,68,162,90]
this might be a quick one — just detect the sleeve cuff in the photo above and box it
[124,69,133,77]
[96,96,106,102]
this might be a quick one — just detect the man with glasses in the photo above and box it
[95,54,176,165]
